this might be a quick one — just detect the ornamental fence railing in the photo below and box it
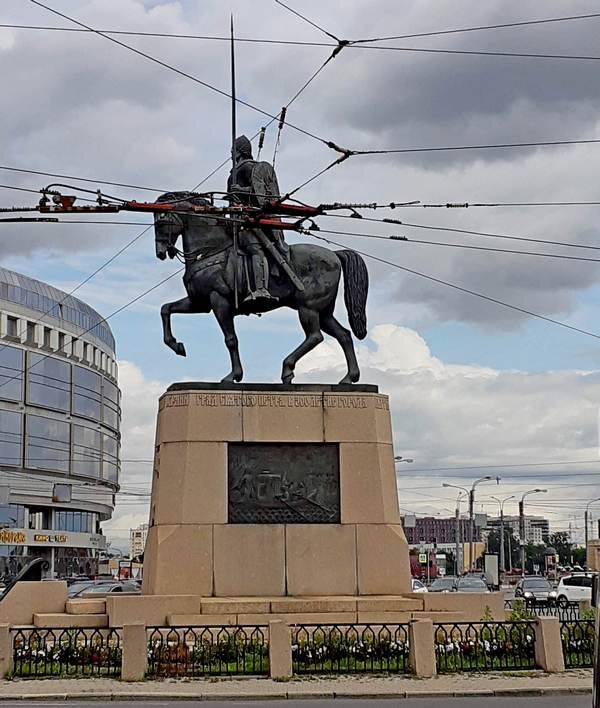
[434,621,536,673]
[146,626,269,677]
[560,619,595,668]
[291,624,410,674]
[504,599,581,622]
[11,627,121,678]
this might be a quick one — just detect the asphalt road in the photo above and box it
[1,699,590,707]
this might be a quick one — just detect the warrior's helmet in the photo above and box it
[234,135,252,159]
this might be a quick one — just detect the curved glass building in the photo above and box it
[0,267,120,580]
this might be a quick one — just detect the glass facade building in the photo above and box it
[0,267,120,580]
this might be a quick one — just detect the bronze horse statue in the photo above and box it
[154,192,368,384]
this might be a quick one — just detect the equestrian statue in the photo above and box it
[154,135,369,385]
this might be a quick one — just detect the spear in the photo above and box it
[230,14,239,309]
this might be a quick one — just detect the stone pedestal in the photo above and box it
[141,383,411,598]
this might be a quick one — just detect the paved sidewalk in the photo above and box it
[0,669,592,700]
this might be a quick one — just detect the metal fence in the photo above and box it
[11,628,121,678]
[146,626,269,677]
[504,599,581,622]
[435,621,536,673]
[560,619,595,668]
[291,624,410,674]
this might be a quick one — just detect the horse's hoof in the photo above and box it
[282,373,294,385]
[221,371,242,384]
[338,372,359,384]
[175,342,186,357]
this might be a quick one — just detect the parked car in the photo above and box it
[455,576,490,593]
[555,573,594,607]
[411,578,428,593]
[429,577,457,593]
[515,577,557,604]
[70,580,140,597]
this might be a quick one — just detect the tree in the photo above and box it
[486,528,520,569]
[547,532,575,564]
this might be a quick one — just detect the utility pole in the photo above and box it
[455,504,460,576]
[520,489,547,577]
[444,478,497,572]
[491,495,515,576]
[585,498,600,569]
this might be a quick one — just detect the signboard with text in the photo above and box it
[0,528,106,549]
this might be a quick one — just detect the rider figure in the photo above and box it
[227,135,286,303]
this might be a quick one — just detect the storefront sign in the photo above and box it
[0,528,106,549]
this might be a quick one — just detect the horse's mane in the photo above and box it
[156,191,210,208]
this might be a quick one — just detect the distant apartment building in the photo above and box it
[487,515,550,545]
[402,516,483,547]
[129,523,148,560]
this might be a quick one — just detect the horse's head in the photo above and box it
[154,193,188,260]
[154,192,213,260]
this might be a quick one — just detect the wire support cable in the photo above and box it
[29,0,330,148]
[0,266,184,393]
[274,0,340,41]
[309,233,600,340]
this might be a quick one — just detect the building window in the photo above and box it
[58,332,65,353]
[0,345,23,402]
[72,366,102,421]
[43,327,51,348]
[26,414,70,473]
[55,510,95,533]
[0,410,23,466]
[6,316,18,338]
[0,504,25,529]
[103,432,119,483]
[27,353,71,412]
[72,424,101,478]
[26,321,36,345]
[102,379,120,430]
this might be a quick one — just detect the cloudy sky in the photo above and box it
[2,0,600,549]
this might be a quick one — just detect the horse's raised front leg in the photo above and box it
[160,296,196,357]
[320,311,360,384]
[281,307,323,384]
[210,291,243,383]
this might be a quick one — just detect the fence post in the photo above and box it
[534,617,565,673]
[409,619,436,678]
[121,623,147,681]
[0,625,13,678]
[269,620,292,679]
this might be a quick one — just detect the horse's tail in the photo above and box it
[336,250,368,340]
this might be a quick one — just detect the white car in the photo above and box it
[411,578,428,593]
[555,574,594,607]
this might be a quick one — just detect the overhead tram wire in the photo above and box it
[308,233,600,340]
[314,227,600,264]
[326,213,600,252]
[29,1,330,149]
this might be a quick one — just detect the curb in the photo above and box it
[0,686,592,701]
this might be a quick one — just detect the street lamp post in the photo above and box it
[585,498,600,569]
[491,495,516,575]
[519,489,547,576]
[468,477,498,571]
[443,483,469,575]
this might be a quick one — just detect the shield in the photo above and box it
[250,162,280,206]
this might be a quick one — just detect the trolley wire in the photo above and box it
[326,213,600,252]
[309,233,600,340]
[315,227,600,263]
